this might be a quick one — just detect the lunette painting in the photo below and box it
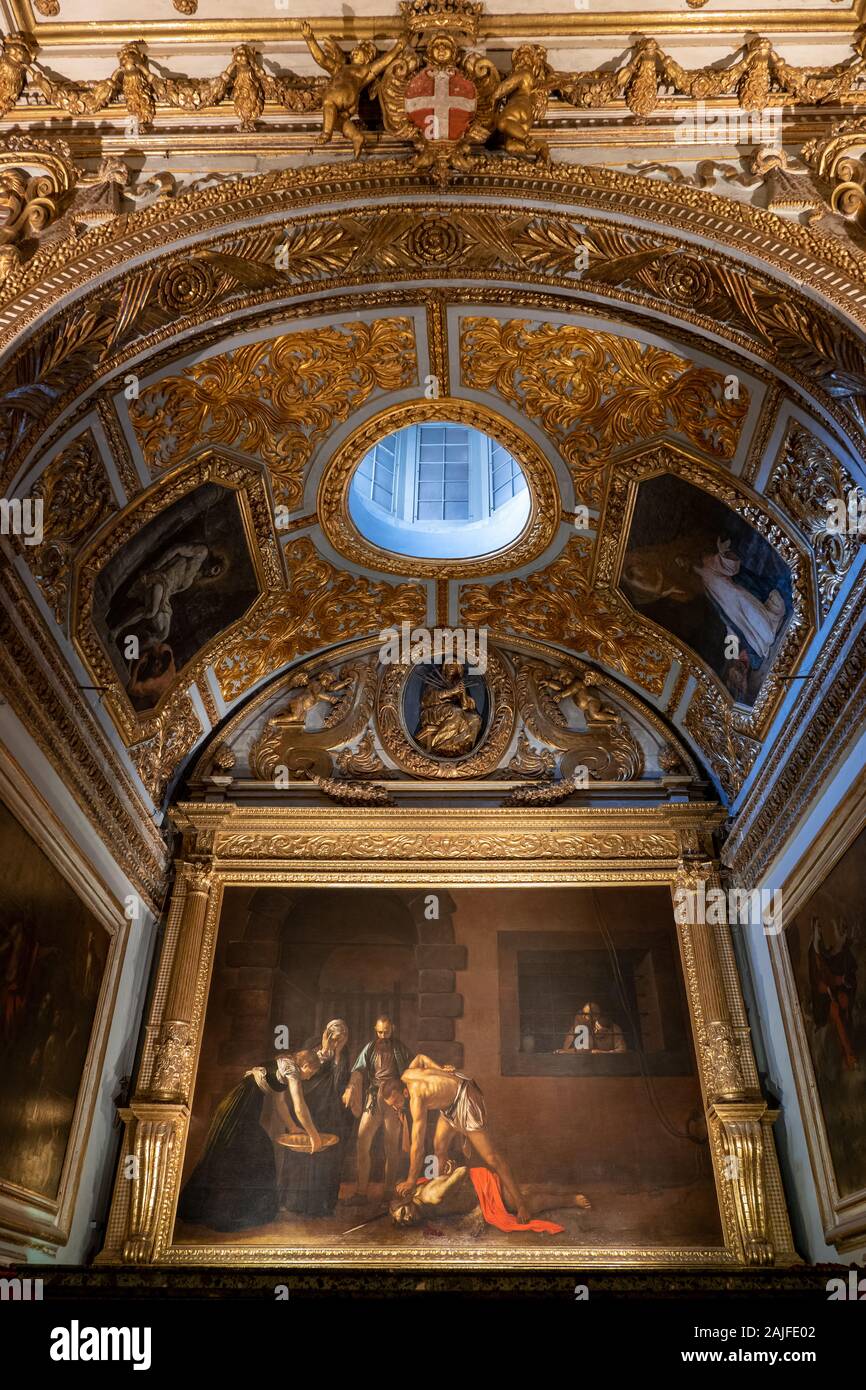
[0,799,109,1202]
[173,885,723,1252]
[619,474,793,706]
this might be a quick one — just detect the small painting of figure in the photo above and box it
[620,474,793,706]
[93,483,259,713]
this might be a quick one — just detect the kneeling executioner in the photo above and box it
[382,1053,531,1224]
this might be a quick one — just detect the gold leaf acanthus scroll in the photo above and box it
[460,317,749,508]
[213,537,426,703]
[129,318,418,507]
[460,537,672,696]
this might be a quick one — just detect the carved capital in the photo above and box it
[179,861,213,895]
[0,137,76,284]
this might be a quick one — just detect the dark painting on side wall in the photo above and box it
[785,828,866,1199]
[0,800,109,1201]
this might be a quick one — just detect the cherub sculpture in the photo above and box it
[300,20,408,158]
[538,667,620,725]
[272,670,354,727]
[0,32,35,121]
[490,45,555,162]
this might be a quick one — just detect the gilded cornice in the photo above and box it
[9,2,866,46]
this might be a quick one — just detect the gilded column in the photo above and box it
[150,862,213,1102]
[672,859,774,1265]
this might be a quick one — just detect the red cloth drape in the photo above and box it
[469,1166,564,1234]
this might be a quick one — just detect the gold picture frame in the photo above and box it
[97,801,798,1269]
[766,767,866,1252]
[0,745,129,1254]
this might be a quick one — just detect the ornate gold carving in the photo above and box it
[278,206,585,282]
[317,398,559,578]
[460,317,747,508]
[2,170,864,485]
[724,580,866,886]
[0,135,75,282]
[703,1020,748,1100]
[768,421,861,618]
[514,655,645,782]
[129,318,417,507]
[128,694,202,806]
[684,683,761,800]
[215,537,425,702]
[485,46,554,163]
[400,0,483,42]
[215,828,682,861]
[555,32,866,117]
[8,29,866,130]
[375,647,516,779]
[249,657,377,781]
[0,32,36,121]
[301,20,409,160]
[26,41,323,132]
[460,537,671,696]
[334,730,391,780]
[506,730,556,780]
[121,1106,181,1264]
[151,1021,194,1099]
[309,774,396,807]
[574,223,866,437]
[25,431,115,623]
[711,1102,773,1267]
[503,774,585,807]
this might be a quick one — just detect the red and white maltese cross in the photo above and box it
[404,66,477,142]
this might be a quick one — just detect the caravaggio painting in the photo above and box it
[0,798,110,1203]
[173,885,722,1254]
[92,482,259,713]
[619,474,793,706]
[784,823,866,1202]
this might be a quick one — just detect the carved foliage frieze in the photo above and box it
[129,318,418,507]
[768,421,862,618]
[460,316,749,508]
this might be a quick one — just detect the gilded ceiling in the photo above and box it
[1,0,865,907]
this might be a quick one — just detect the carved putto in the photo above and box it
[192,641,697,803]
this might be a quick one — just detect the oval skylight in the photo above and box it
[347,422,531,560]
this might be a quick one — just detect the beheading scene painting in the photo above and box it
[174,886,722,1251]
